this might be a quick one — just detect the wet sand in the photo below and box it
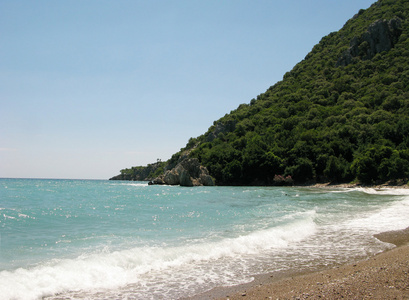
[187,227,409,300]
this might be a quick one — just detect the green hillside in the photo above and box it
[114,0,409,186]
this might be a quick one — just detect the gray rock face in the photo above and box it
[163,168,180,185]
[337,18,402,66]
[206,120,237,142]
[149,158,215,187]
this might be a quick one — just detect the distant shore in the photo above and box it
[185,187,409,300]
[305,181,409,189]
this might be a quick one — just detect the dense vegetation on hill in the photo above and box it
[113,0,409,186]
[110,161,166,181]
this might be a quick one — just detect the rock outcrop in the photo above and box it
[205,120,237,142]
[149,158,215,187]
[337,18,402,66]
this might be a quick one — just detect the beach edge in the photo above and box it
[185,225,409,299]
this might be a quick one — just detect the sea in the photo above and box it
[1,178,409,299]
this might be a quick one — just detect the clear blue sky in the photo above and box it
[1,0,375,179]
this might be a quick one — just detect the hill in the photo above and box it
[112,0,409,186]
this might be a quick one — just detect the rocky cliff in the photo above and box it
[149,158,214,187]
[337,18,402,66]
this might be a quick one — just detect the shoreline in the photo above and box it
[186,227,409,299]
[306,182,409,190]
[185,185,409,300]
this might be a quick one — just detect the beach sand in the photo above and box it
[187,227,409,300]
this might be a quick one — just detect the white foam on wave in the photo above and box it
[0,211,317,300]
[330,187,409,196]
[352,187,409,196]
[346,195,409,233]
[119,182,149,187]
[324,187,409,235]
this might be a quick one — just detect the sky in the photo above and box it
[1,0,376,180]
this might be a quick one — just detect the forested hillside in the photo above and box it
[114,0,409,186]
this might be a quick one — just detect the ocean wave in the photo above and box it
[0,213,316,300]
[117,182,149,187]
[358,187,409,196]
[3,180,404,300]
[345,196,409,233]
[328,187,409,196]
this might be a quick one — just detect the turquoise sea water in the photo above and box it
[1,178,409,299]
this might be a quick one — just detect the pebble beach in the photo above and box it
[189,225,409,300]
[187,184,409,300]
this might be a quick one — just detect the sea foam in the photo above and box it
[0,212,316,300]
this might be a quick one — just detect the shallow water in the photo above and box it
[1,179,409,299]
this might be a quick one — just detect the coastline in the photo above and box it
[307,182,409,190]
[187,227,409,299]
[185,186,409,300]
